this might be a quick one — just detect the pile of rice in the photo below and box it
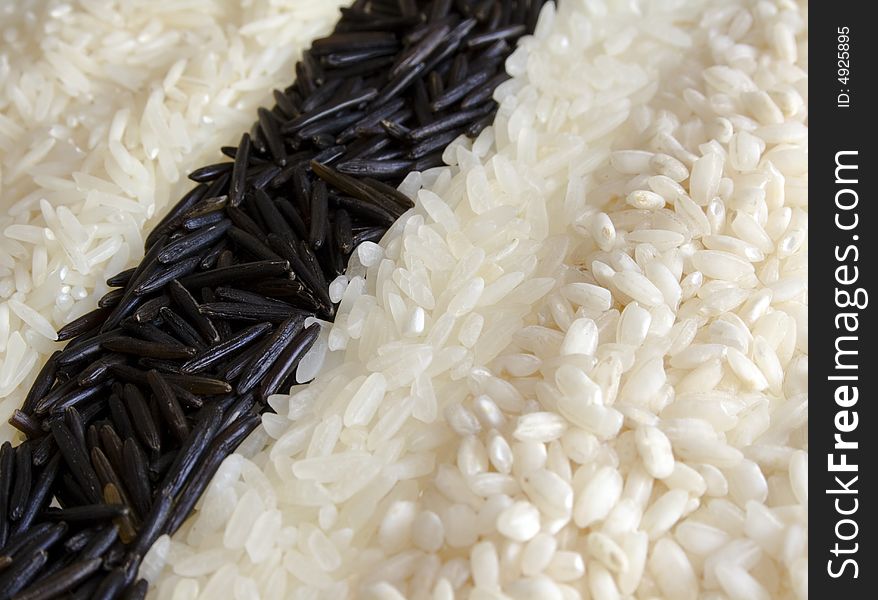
[0,0,351,434]
[142,0,808,599]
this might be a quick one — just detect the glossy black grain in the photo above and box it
[236,315,306,395]
[168,280,219,344]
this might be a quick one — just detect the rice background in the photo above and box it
[0,1,808,598]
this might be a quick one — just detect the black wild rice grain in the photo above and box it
[168,281,220,343]
[106,394,136,444]
[8,444,32,522]
[121,321,183,350]
[120,440,151,520]
[64,408,87,450]
[258,323,321,400]
[106,268,137,289]
[183,325,271,375]
[335,209,355,254]
[132,255,201,296]
[182,211,225,231]
[42,504,127,522]
[381,117,412,140]
[228,133,250,207]
[0,442,12,548]
[391,23,450,77]
[430,64,494,111]
[11,455,60,536]
[178,259,290,289]
[257,107,287,165]
[29,436,55,470]
[97,289,124,308]
[62,529,95,554]
[157,404,222,499]
[406,127,463,159]
[20,352,59,416]
[0,549,48,599]
[0,523,60,561]
[7,442,33,521]
[90,568,128,600]
[214,287,296,308]
[161,374,232,396]
[227,226,283,261]
[121,579,148,600]
[97,425,124,476]
[236,316,306,395]
[187,162,233,183]
[311,144,346,165]
[309,181,329,249]
[331,194,397,225]
[12,557,102,600]
[215,339,266,382]
[7,411,41,440]
[48,421,102,505]
[283,87,379,133]
[249,121,268,155]
[131,295,170,323]
[199,302,300,322]
[311,31,398,55]
[79,525,118,562]
[102,338,196,360]
[120,384,160,454]
[144,185,206,250]
[158,306,207,351]
[147,370,189,442]
[55,308,109,343]
[217,393,256,433]
[36,380,110,417]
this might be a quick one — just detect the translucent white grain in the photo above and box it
[589,213,616,251]
[611,150,654,174]
[634,426,675,478]
[573,467,622,527]
[716,564,771,600]
[561,282,612,313]
[650,153,689,181]
[648,538,698,600]
[689,153,724,205]
[726,347,769,391]
[521,533,557,576]
[344,373,387,427]
[447,277,484,317]
[640,489,689,539]
[729,131,765,171]
[691,250,755,281]
[8,298,57,341]
[496,501,541,542]
[560,318,598,356]
[612,271,664,307]
[514,413,568,443]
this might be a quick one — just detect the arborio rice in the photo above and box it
[141,0,807,598]
[0,0,351,435]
